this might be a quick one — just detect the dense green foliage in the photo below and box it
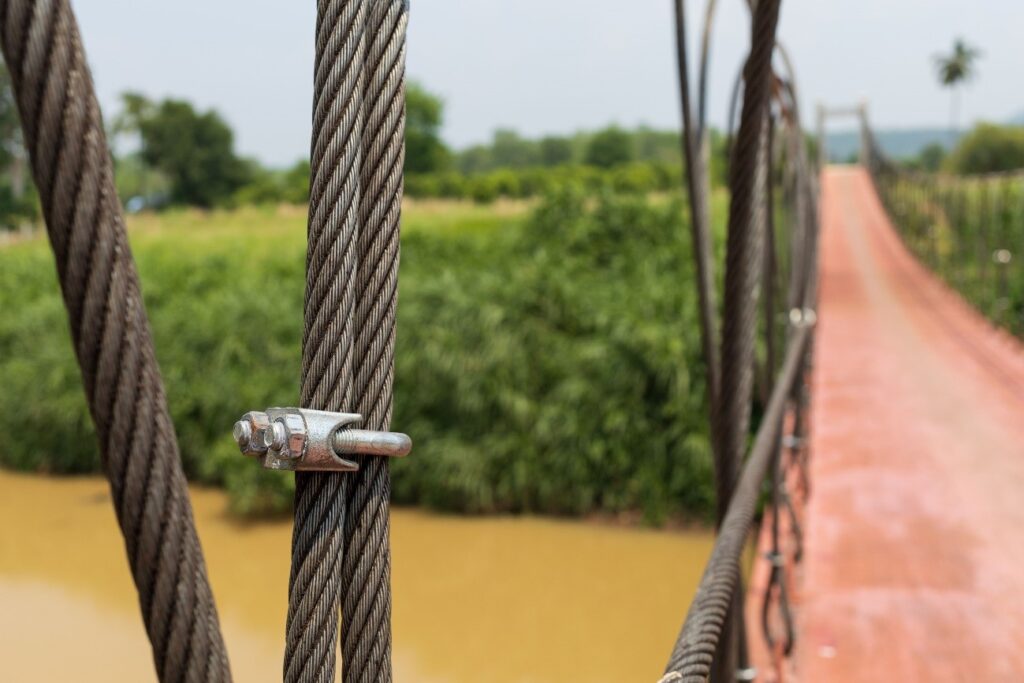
[454,125,702,174]
[584,126,634,168]
[233,160,312,206]
[406,161,684,203]
[405,82,451,174]
[903,142,947,172]
[944,123,1024,175]
[418,125,731,203]
[116,94,252,207]
[877,171,1024,335]
[0,192,716,523]
[104,82,711,211]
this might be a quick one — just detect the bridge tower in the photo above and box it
[817,101,871,167]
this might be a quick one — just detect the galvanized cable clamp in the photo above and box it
[232,408,412,472]
[788,307,817,328]
[735,667,758,681]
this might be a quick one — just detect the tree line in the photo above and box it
[3,55,1023,230]
[0,70,726,228]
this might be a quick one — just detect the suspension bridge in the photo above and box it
[3,0,1023,681]
[742,164,1024,681]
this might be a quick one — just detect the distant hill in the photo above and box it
[826,128,959,162]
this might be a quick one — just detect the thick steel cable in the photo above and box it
[0,1,231,681]
[338,2,407,681]
[715,0,781,520]
[663,325,810,683]
[708,0,782,679]
[286,1,366,681]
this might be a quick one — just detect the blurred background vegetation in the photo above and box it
[0,191,722,523]
[2,48,1024,523]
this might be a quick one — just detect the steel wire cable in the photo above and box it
[0,1,231,680]
[760,117,796,651]
[287,1,406,681]
[286,1,366,681]
[662,325,810,683]
[663,0,785,679]
[338,2,407,681]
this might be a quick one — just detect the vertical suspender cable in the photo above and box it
[0,1,232,681]
[673,0,722,452]
[710,0,782,679]
[286,1,366,681]
[287,2,406,681]
[340,1,407,681]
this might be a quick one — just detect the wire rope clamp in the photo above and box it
[232,408,411,472]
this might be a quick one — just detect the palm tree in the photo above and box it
[934,39,980,144]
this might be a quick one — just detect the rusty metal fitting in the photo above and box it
[232,407,411,472]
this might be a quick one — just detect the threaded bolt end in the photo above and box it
[233,421,252,449]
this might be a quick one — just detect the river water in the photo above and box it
[0,471,713,682]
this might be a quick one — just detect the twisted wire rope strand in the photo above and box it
[715,0,780,526]
[663,0,784,679]
[339,3,407,681]
[286,1,366,682]
[0,1,231,680]
[663,325,809,683]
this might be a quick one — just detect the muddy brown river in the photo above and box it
[0,471,713,682]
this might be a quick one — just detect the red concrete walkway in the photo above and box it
[797,167,1024,681]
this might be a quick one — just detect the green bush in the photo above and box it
[232,160,311,207]
[946,123,1024,175]
[393,189,714,520]
[406,161,683,203]
[585,126,634,168]
[0,191,715,523]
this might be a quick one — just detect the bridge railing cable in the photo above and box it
[663,0,821,680]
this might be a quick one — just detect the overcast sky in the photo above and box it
[75,0,1024,167]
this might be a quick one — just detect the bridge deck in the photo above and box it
[797,167,1024,680]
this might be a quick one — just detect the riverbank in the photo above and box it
[0,470,712,682]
